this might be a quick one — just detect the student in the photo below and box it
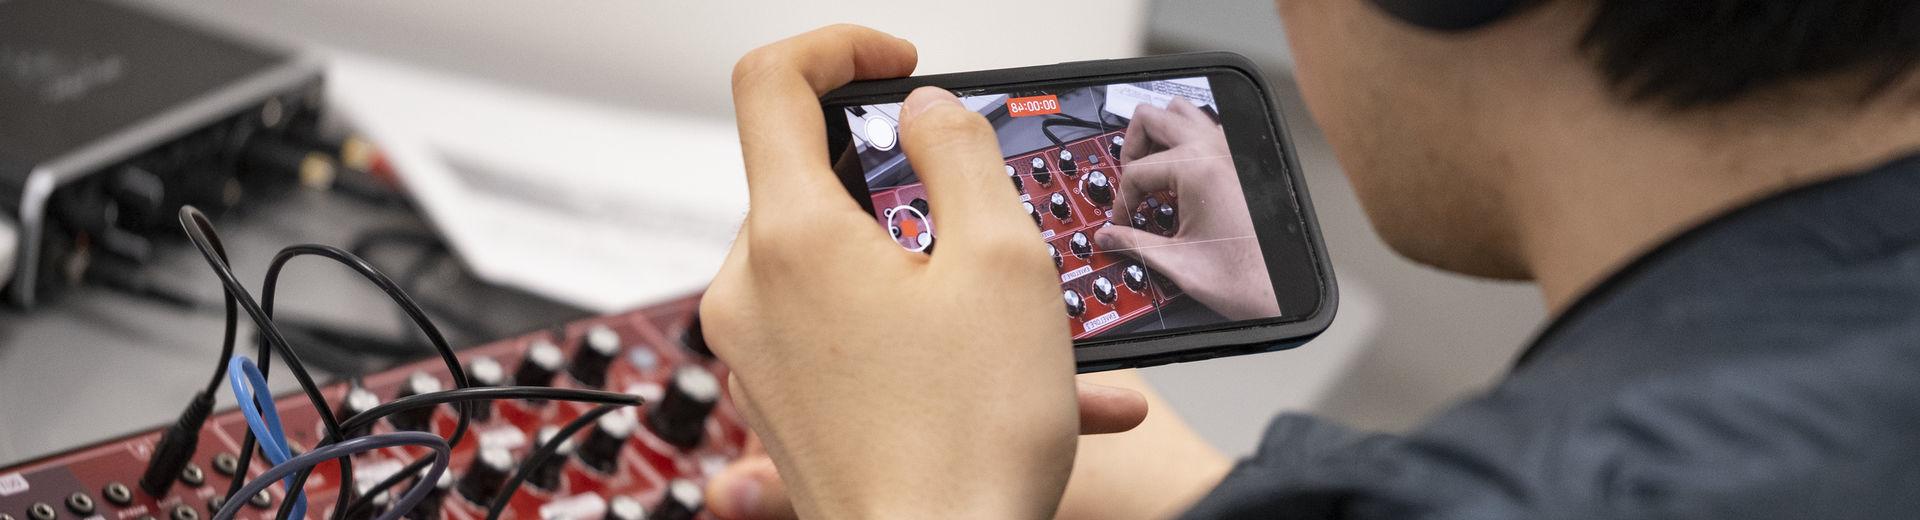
[696,0,1920,516]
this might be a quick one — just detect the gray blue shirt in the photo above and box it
[1183,152,1920,519]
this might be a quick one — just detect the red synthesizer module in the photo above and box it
[869,130,1182,339]
[0,296,744,520]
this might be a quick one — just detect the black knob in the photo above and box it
[1124,264,1148,291]
[1064,289,1087,317]
[528,426,576,491]
[1024,201,1043,228]
[1006,164,1023,193]
[1069,232,1092,259]
[1047,243,1062,269]
[1108,135,1124,158]
[569,324,622,388]
[648,366,721,450]
[651,479,705,520]
[334,386,380,439]
[1093,276,1118,304]
[458,447,514,505]
[1131,212,1150,229]
[680,313,715,358]
[1085,170,1113,206]
[344,477,389,520]
[405,469,453,520]
[1049,192,1072,221]
[515,339,565,387]
[390,372,443,432]
[606,496,646,520]
[468,357,506,387]
[1029,156,1052,185]
[577,412,635,474]
[1057,149,1077,177]
[909,198,930,218]
[465,357,505,421]
[1155,203,1177,230]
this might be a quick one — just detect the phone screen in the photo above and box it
[831,75,1299,343]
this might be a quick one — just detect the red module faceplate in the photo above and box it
[868,130,1183,339]
[0,295,745,520]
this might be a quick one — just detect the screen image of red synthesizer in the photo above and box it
[838,77,1279,341]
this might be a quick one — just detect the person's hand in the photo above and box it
[706,371,1228,520]
[1095,97,1281,320]
[701,25,1132,519]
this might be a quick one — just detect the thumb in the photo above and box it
[706,456,797,520]
[1094,224,1176,270]
[896,86,1032,253]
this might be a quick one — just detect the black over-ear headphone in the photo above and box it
[1369,0,1530,30]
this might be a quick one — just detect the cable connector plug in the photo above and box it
[140,390,214,497]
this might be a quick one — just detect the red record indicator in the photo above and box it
[884,201,935,252]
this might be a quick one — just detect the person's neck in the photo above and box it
[1497,89,1920,314]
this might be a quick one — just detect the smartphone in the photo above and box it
[821,52,1336,372]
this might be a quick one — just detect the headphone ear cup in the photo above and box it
[1368,0,1528,30]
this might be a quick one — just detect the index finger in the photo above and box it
[1114,149,1181,218]
[731,25,918,211]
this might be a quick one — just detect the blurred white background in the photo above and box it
[126,0,1547,455]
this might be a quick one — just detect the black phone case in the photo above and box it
[821,52,1339,372]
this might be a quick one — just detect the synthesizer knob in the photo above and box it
[1006,164,1023,192]
[606,496,646,520]
[458,447,514,505]
[651,479,705,520]
[569,324,622,388]
[406,470,453,520]
[1124,264,1148,291]
[345,478,390,520]
[1108,135,1124,158]
[466,357,506,421]
[1069,231,1092,259]
[1029,156,1052,185]
[1024,201,1043,228]
[337,386,380,438]
[578,412,635,474]
[1085,171,1113,206]
[1064,289,1087,317]
[680,313,715,358]
[1058,149,1077,177]
[528,426,577,491]
[1047,243,1062,269]
[390,372,444,432]
[1155,203,1177,230]
[647,365,721,450]
[909,198,931,218]
[1093,276,1118,304]
[515,339,566,387]
[1049,192,1072,221]
[1131,212,1150,229]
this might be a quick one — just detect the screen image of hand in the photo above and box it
[1096,97,1282,320]
[699,25,1149,520]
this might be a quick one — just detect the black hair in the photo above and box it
[1577,0,1920,108]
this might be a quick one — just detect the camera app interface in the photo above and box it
[838,77,1282,341]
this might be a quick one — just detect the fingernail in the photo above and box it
[725,473,764,517]
[900,87,961,120]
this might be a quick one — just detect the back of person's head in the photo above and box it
[1276,0,1920,280]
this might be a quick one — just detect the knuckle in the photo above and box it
[730,47,791,91]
